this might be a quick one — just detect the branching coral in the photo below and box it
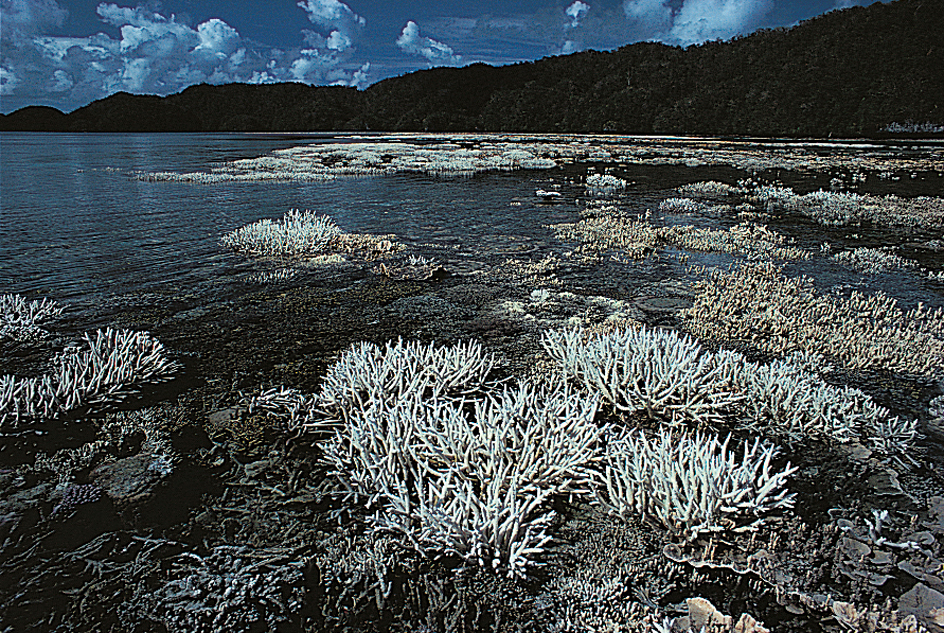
[684,261,944,377]
[585,173,628,196]
[221,209,403,263]
[1,328,180,429]
[318,338,497,422]
[832,247,920,275]
[665,222,810,261]
[541,326,742,425]
[141,544,306,633]
[1,294,64,341]
[138,140,561,183]
[677,181,740,197]
[551,214,809,262]
[306,328,833,574]
[541,324,917,458]
[595,426,796,539]
[745,183,944,230]
[220,209,342,258]
[659,198,704,214]
[238,385,334,434]
[731,354,918,453]
[322,380,603,577]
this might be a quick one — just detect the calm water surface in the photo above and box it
[2,132,941,324]
[1,133,582,318]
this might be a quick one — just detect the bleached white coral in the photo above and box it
[745,183,944,230]
[0,294,64,341]
[931,394,944,423]
[595,426,796,539]
[832,247,921,275]
[138,140,561,183]
[220,209,342,258]
[723,350,917,456]
[318,337,496,421]
[323,379,603,577]
[586,173,628,196]
[541,325,742,424]
[238,385,339,434]
[677,181,740,196]
[541,322,917,458]
[684,261,944,377]
[659,198,703,214]
[1,328,180,429]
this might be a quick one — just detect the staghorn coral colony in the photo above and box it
[5,134,944,632]
[1,294,181,429]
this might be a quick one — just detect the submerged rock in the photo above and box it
[90,451,174,509]
[899,583,944,632]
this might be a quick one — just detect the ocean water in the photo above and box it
[3,133,941,315]
[0,133,593,321]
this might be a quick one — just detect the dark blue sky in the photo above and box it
[1,0,885,113]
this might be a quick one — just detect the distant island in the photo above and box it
[2,0,941,137]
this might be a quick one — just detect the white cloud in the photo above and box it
[120,56,150,91]
[0,66,19,95]
[296,0,365,51]
[350,61,370,88]
[290,50,323,81]
[396,21,461,66]
[561,40,579,54]
[248,70,277,84]
[50,68,73,91]
[195,19,240,58]
[566,1,590,28]
[1,1,372,112]
[622,0,674,35]
[326,30,352,51]
[622,0,773,45]
[297,0,365,29]
[670,0,774,43]
[294,0,363,65]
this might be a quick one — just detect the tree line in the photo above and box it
[2,0,941,137]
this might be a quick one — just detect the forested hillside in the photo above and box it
[2,0,941,137]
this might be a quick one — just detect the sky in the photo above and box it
[0,0,886,113]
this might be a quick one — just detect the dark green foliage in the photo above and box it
[1,0,941,136]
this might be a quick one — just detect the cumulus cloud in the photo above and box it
[396,21,461,66]
[326,30,352,51]
[297,0,364,51]
[622,0,773,45]
[623,0,674,35]
[0,65,20,95]
[0,0,371,112]
[195,19,240,58]
[297,0,365,29]
[565,1,590,28]
[670,0,774,43]
[350,61,370,88]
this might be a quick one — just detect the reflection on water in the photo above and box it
[1,132,941,323]
[0,134,576,314]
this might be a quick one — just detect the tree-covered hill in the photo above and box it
[2,0,941,137]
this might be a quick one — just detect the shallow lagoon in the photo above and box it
[1,132,943,631]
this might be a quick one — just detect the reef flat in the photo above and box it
[2,133,943,632]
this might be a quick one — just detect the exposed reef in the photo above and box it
[133,135,944,190]
[683,261,944,377]
[2,133,943,632]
